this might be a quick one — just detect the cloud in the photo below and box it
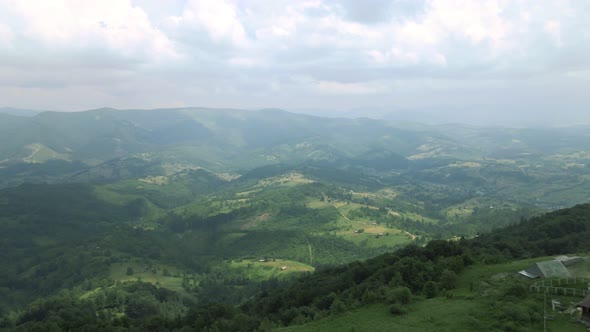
[316,80,384,95]
[0,22,13,47]
[170,0,248,47]
[544,20,562,47]
[0,0,179,62]
[0,0,589,125]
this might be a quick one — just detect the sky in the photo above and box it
[0,0,589,125]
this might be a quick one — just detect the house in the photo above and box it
[280,266,288,271]
[580,294,590,321]
[518,260,571,279]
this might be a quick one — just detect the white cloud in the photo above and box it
[0,22,13,47]
[316,80,384,95]
[171,0,248,47]
[544,20,562,47]
[0,0,178,61]
[228,57,261,67]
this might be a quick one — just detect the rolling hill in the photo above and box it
[0,107,589,331]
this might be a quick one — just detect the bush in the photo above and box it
[386,287,412,305]
[389,303,405,315]
[439,270,457,290]
[503,283,527,299]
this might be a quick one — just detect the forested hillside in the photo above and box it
[0,108,589,331]
[3,202,588,331]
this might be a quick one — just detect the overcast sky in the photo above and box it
[0,0,589,125]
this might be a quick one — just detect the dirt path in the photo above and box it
[404,231,417,240]
[338,210,351,221]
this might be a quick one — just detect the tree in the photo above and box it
[422,281,438,299]
[330,298,347,313]
[126,267,134,276]
[439,270,457,290]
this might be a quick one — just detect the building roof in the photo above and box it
[581,294,590,308]
[518,270,539,279]
[519,260,571,278]
[536,260,571,278]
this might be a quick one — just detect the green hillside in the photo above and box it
[0,108,590,331]
[2,189,589,330]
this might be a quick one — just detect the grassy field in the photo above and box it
[444,198,520,219]
[306,199,415,248]
[279,300,488,332]
[109,262,186,295]
[257,172,315,188]
[224,259,314,281]
[336,227,412,248]
[400,211,439,224]
[23,143,70,163]
[280,299,585,332]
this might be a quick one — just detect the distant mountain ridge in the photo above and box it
[0,107,42,117]
[2,106,588,168]
[0,107,425,169]
[0,106,589,209]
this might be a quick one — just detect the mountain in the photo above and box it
[0,107,424,168]
[0,107,40,117]
[0,106,589,331]
[0,107,589,209]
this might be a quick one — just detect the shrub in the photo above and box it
[386,287,412,305]
[389,304,405,315]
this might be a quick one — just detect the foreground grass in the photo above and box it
[280,255,589,332]
[279,300,479,332]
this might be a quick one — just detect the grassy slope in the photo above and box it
[109,262,186,295]
[225,259,314,281]
[281,255,590,332]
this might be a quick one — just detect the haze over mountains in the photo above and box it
[4,105,590,127]
[0,106,589,213]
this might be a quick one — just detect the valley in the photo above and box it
[0,108,589,331]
